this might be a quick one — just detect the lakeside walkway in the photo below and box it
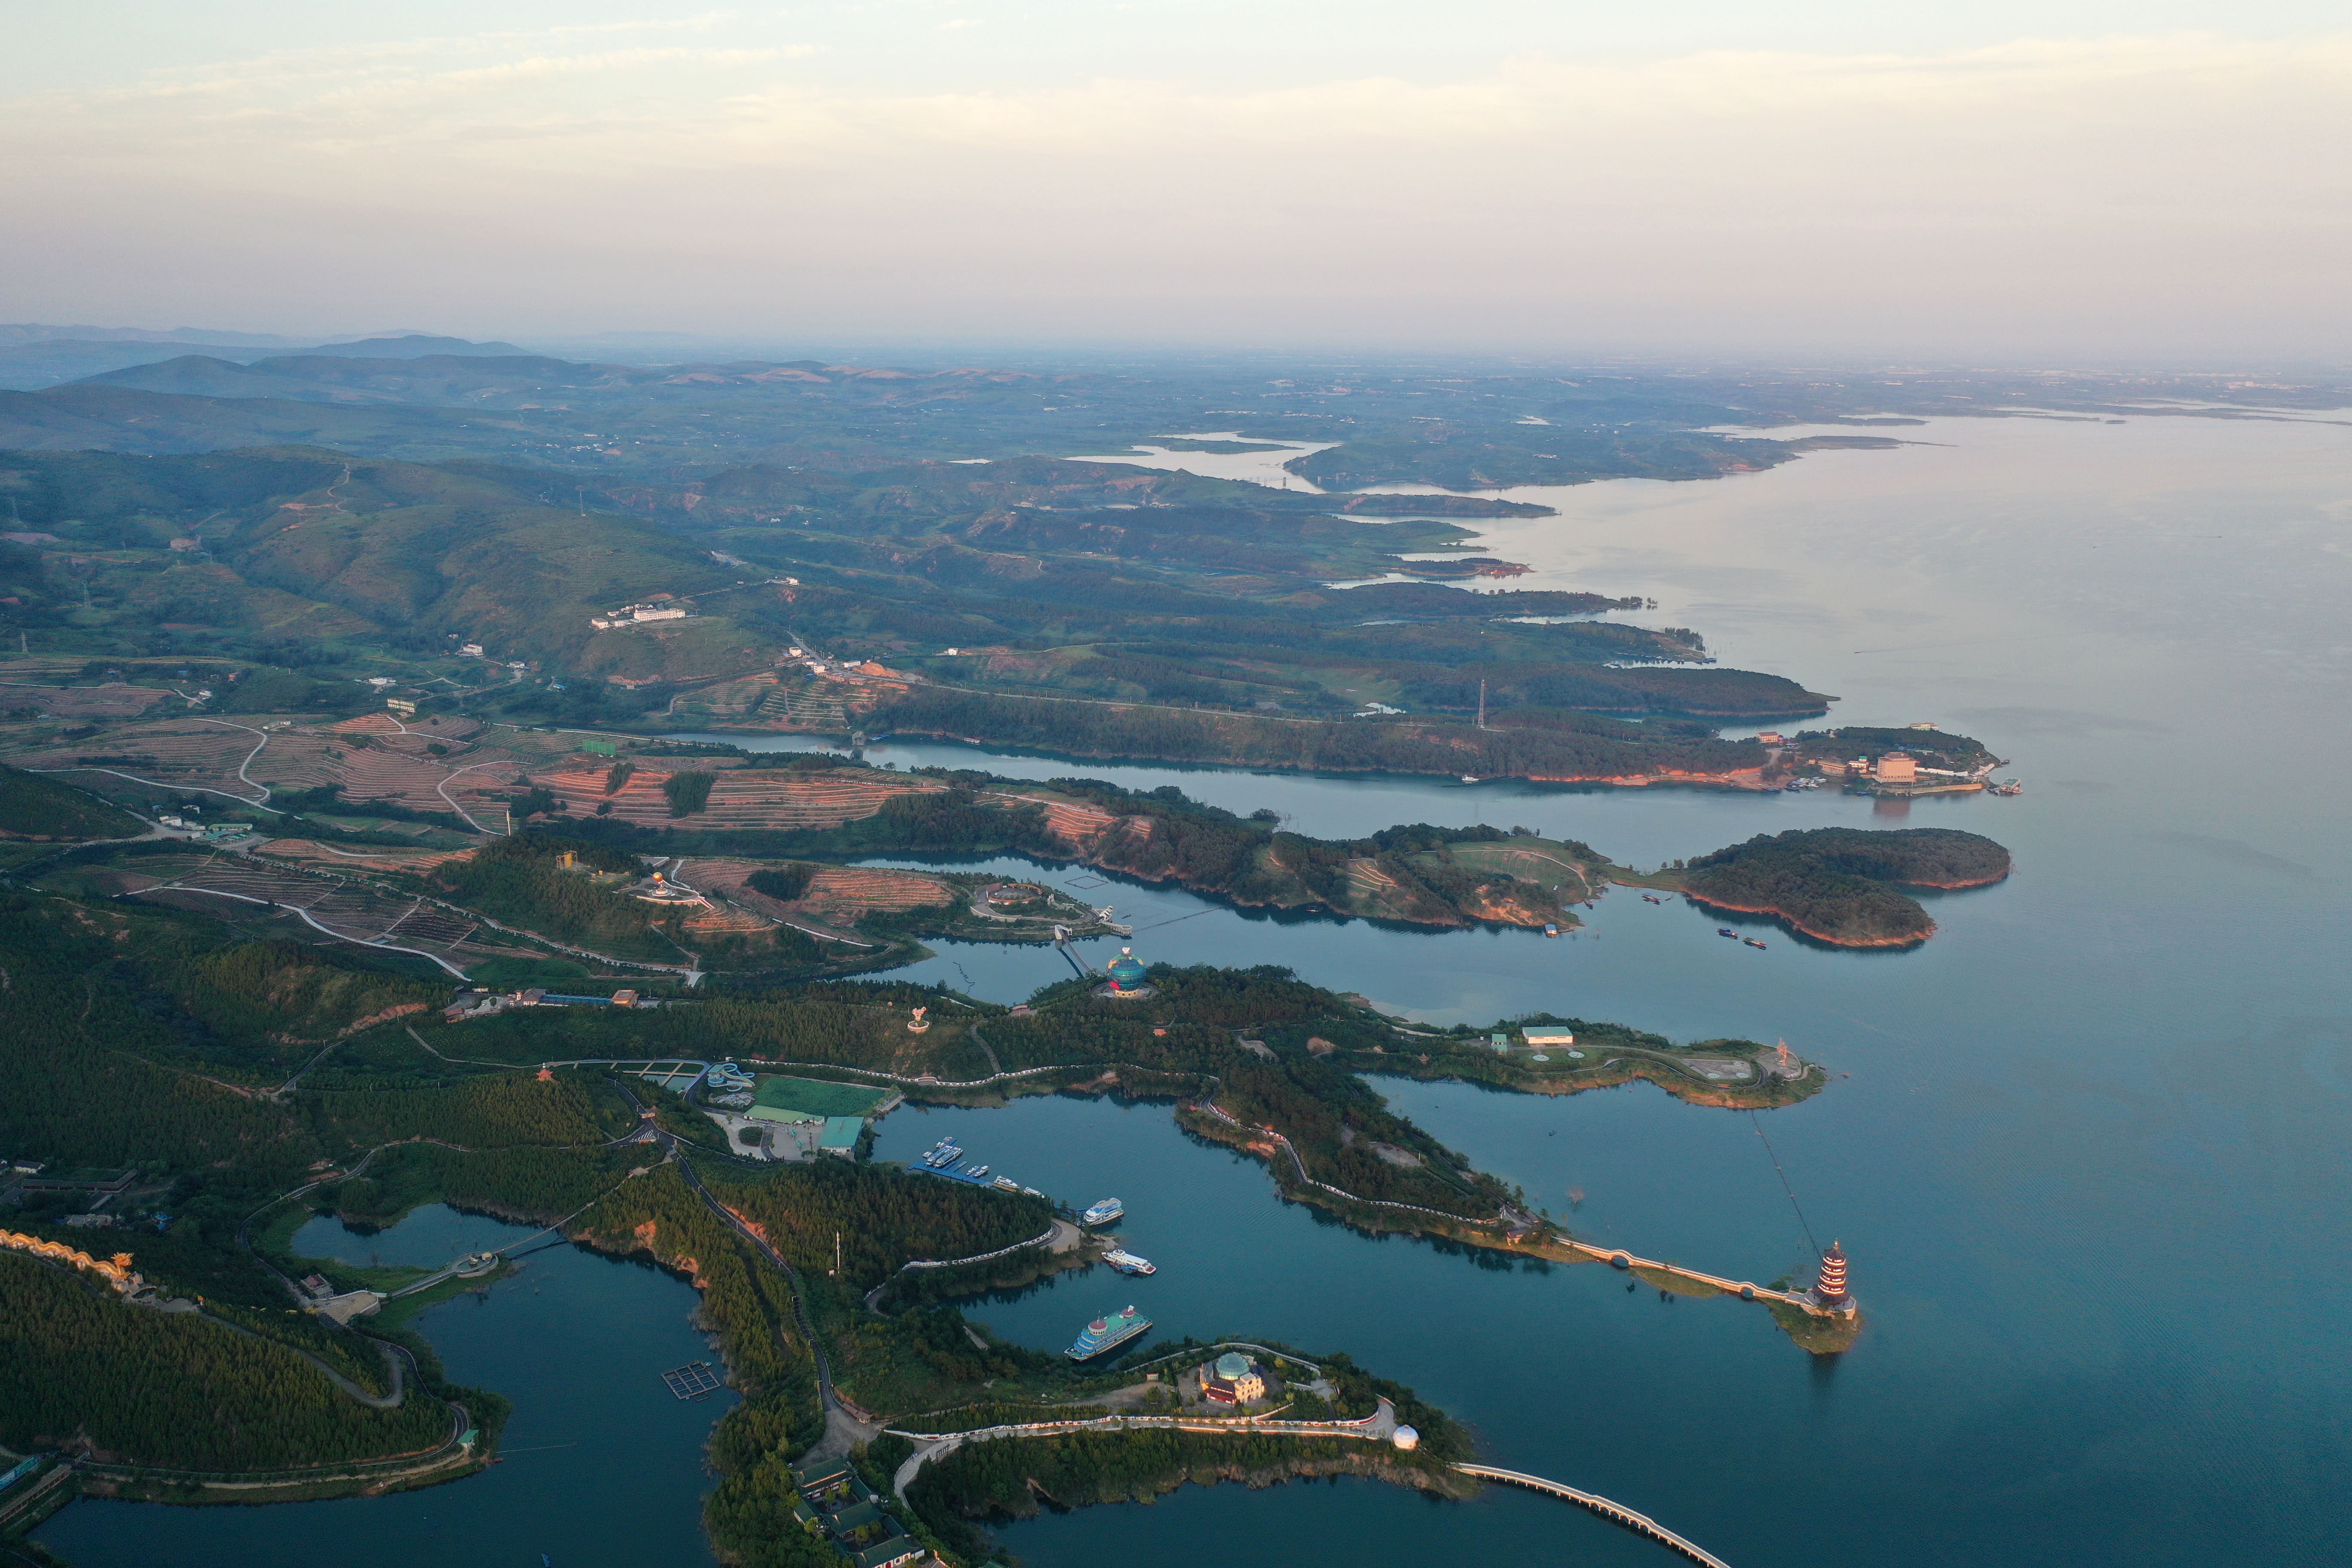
[885,1397,1399,1498]
[879,1403,1736,1567]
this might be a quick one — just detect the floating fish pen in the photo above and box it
[662,1362,725,1400]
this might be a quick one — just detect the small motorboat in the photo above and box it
[1717,928,1738,938]
[1744,938,1767,949]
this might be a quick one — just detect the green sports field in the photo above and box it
[752,1075,888,1118]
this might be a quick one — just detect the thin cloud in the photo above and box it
[2,31,2345,352]
[26,15,760,107]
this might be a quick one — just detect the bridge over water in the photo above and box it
[880,1408,1733,1566]
[1453,1464,1733,1568]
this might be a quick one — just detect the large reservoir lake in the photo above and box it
[40,412,2352,1566]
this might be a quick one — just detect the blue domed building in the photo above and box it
[1099,946,1154,1000]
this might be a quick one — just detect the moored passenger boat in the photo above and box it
[1066,1303,1152,1359]
[1104,1249,1157,1276]
[1081,1197,1125,1226]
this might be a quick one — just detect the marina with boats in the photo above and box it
[908,1148,1161,1283]
[911,1138,1044,1197]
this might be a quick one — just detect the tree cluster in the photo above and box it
[0,1254,449,1471]
[1681,827,2011,943]
[305,1072,615,1153]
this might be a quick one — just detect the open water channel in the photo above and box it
[40,1207,738,1567]
[41,411,2352,1566]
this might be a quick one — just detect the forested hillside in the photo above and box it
[0,433,1829,774]
[1681,826,2013,945]
[430,832,680,960]
[0,895,325,1173]
[0,1254,451,1470]
[0,762,145,840]
[173,940,445,1051]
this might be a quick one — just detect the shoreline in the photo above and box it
[1678,891,1931,947]
[1169,1104,1848,1354]
[662,716,1811,790]
[1680,870,2010,947]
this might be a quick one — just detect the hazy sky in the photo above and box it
[5,3,2349,360]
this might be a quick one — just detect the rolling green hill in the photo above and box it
[78,352,622,405]
[0,447,752,679]
[217,453,740,669]
[0,761,145,839]
[0,444,1828,738]
[0,385,542,458]
[1680,826,2013,945]
[0,1253,454,1471]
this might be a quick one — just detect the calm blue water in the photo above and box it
[46,414,2352,1565]
[39,1207,735,1568]
[884,414,2352,1568]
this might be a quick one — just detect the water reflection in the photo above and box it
[41,1207,733,1568]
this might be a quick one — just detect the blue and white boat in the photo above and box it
[1066,1303,1151,1360]
[1081,1198,1124,1226]
[1104,1249,1156,1276]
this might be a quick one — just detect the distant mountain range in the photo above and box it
[0,324,331,347]
[0,332,530,390]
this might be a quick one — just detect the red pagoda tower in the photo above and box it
[1811,1241,1855,1316]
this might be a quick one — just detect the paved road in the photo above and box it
[967,1021,1003,1076]
[888,1398,1397,1499]
[604,1076,875,1457]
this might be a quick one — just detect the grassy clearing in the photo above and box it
[1770,1300,1863,1354]
[1632,1265,1725,1298]
[1440,836,1602,903]
[369,1262,513,1332]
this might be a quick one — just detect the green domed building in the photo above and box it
[1097,946,1154,999]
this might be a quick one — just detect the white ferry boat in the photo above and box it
[1081,1198,1125,1226]
[1104,1249,1156,1276]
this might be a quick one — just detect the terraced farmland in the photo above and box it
[251,838,473,874]
[797,865,957,913]
[533,764,936,830]
[10,719,287,803]
[0,680,172,719]
[113,851,536,970]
